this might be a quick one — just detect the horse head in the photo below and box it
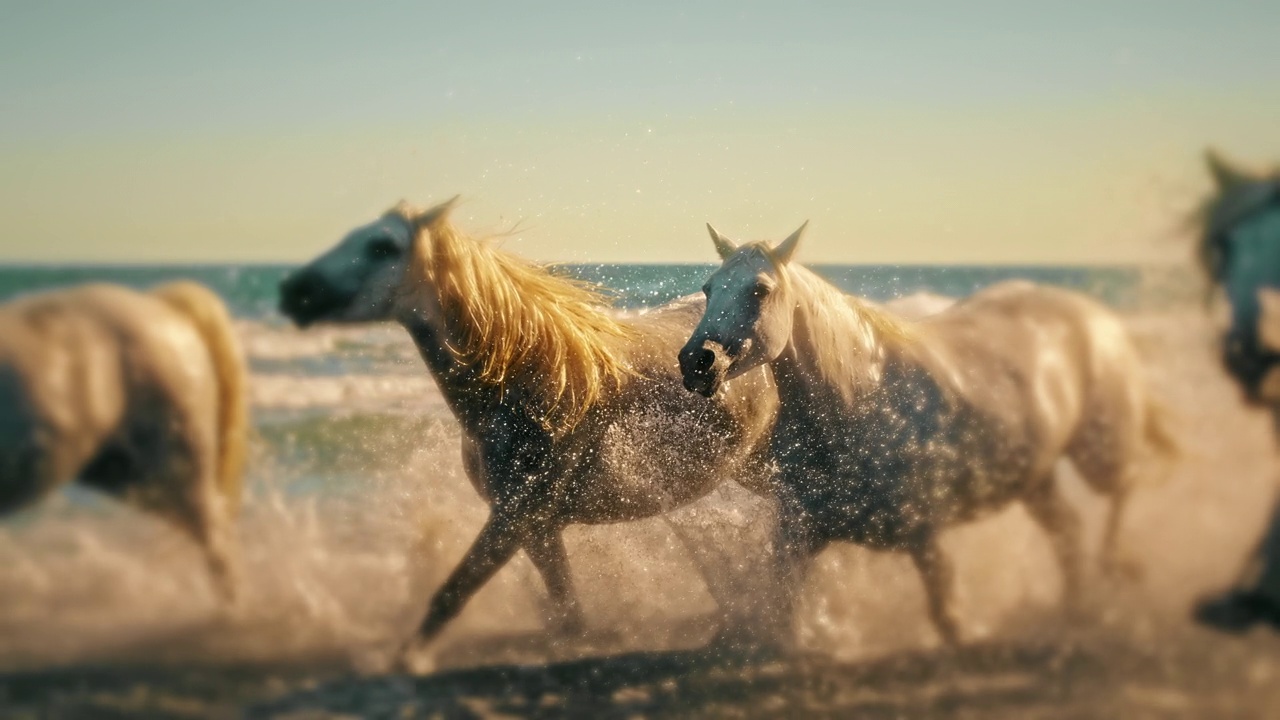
[678,221,807,397]
[1199,151,1280,401]
[278,197,458,327]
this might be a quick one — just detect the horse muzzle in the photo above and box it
[279,271,343,328]
[679,339,734,398]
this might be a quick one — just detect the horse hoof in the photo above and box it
[1194,591,1280,634]
[393,639,438,676]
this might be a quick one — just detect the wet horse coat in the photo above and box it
[278,198,779,662]
[680,223,1177,644]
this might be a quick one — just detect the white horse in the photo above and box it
[1189,150,1280,632]
[678,223,1178,646]
[278,198,779,662]
[0,281,247,601]
[878,291,956,320]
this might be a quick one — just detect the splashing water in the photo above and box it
[2,268,1280,715]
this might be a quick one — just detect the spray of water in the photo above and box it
[0,308,1276,686]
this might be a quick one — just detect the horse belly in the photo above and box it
[775,404,1047,549]
[569,402,745,523]
[0,334,126,510]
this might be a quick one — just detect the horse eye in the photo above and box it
[367,238,401,261]
[751,283,771,299]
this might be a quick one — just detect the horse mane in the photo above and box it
[393,202,634,432]
[753,243,916,403]
[1194,170,1280,283]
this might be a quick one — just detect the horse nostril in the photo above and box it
[695,348,716,371]
[282,274,321,307]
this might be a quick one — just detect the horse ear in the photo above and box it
[1206,149,1253,191]
[414,195,462,229]
[706,223,738,259]
[771,221,808,264]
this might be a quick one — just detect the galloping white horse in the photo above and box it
[0,281,247,601]
[678,222,1178,645]
[278,198,779,662]
[877,291,956,320]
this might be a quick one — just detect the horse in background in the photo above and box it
[0,281,247,603]
[679,222,1177,647]
[1189,150,1280,632]
[878,291,956,320]
[278,198,779,666]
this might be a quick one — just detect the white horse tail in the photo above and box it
[152,281,249,513]
[1143,394,1183,479]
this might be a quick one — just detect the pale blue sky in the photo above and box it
[1,2,1278,263]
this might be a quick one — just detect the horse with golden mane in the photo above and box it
[0,281,247,602]
[278,197,780,664]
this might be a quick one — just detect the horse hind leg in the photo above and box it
[907,529,963,646]
[524,526,586,635]
[120,434,240,607]
[1097,485,1144,582]
[1022,469,1086,613]
[1066,429,1145,583]
[166,472,240,606]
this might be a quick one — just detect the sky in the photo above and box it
[0,1,1278,265]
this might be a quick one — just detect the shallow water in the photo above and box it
[2,271,1280,716]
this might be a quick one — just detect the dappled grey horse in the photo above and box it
[679,222,1177,646]
[1190,150,1280,633]
[278,198,780,666]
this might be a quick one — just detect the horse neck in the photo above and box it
[770,267,901,408]
[396,307,508,431]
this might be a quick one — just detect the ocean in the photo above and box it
[0,262,1195,321]
[4,262,1280,716]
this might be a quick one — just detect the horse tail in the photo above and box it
[152,281,249,514]
[1142,394,1183,480]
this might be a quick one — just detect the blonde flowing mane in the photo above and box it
[777,253,916,404]
[394,202,635,431]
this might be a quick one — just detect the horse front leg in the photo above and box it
[907,529,962,646]
[524,526,585,635]
[402,507,535,658]
[748,487,824,653]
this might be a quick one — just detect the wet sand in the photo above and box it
[3,620,1279,718]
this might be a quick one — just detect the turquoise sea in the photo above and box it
[0,262,1196,320]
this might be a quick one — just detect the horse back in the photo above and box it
[0,285,219,491]
[917,280,1146,454]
